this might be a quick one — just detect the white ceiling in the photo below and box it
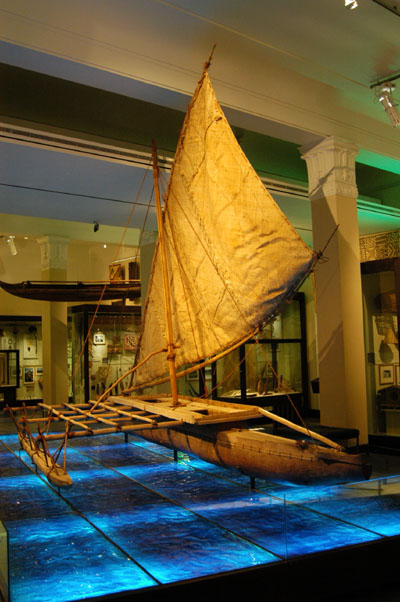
[0,0,399,243]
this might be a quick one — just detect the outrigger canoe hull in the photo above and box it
[136,423,371,485]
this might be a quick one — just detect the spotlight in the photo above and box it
[376,82,400,128]
[6,236,17,256]
[94,221,99,232]
[345,0,358,8]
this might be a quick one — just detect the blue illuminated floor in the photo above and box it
[1,432,400,601]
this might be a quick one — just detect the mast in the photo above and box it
[151,141,179,405]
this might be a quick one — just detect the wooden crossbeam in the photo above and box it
[107,395,261,425]
[44,418,184,441]
[63,403,119,427]
[108,396,207,424]
[88,400,158,426]
[78,417,133,425]
[39,403,92,431]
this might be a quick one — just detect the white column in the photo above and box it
[301,137,368,443]
[37,236,69,406]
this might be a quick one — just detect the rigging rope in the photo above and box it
[44,164,152,437]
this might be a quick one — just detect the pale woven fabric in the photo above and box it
[135,72,315,386]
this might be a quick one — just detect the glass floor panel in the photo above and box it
[0,432,399,601]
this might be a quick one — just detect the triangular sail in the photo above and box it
[135,70,317,387]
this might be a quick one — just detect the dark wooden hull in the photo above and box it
[0,280,140,302]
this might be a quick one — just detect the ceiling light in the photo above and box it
[345,0,358,9]
[375,82,400,127]
[6,236,17,255]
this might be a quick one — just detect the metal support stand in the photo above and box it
[250,476,255,489]
[124,433,129,443]
[173,449,178,462]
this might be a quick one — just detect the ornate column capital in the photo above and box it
[37,235,70,272]
[300,136,359,200]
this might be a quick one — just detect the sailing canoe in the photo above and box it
[118,61,370,485]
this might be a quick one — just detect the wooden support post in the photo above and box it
[151,141,179,406]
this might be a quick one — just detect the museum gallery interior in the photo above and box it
[0,1,400,601]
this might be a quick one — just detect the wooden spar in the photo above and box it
[39,403,92,432]
[44,419,185,441]
[258,407,343,451]
[63,422,70,470]
[62,402,119,427]
[89,400,158,425]
[108,395,262,425]
[151,141,179,406]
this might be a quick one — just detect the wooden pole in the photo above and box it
[151,141,179,406]
[258,407,343,451]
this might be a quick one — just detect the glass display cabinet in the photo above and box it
[0,316,42,405]
[0,349,20,405]
[69,305,141,404]
[362,257,400,438]
[179,293,309,419]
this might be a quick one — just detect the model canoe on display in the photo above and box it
[6,56,371,488]
[0,280,141,302]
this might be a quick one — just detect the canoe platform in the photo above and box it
[9,395,262,441]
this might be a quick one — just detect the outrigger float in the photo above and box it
[5,53,371,489]
[7,406,73,488]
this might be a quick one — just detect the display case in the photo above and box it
[69,305,141,404]
[362,257,400,436]
[0,316,42,404]
[178,293,309,419]
[0,350,20,405]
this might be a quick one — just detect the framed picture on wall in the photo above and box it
[23,366,34,384]
[124,333,137,351]
[379,364,394,386]
[93,332,106,345]
[36,367,43,376]
[396,365,400,386]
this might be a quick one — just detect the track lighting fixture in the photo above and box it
[374,82,400,127]
[7,236,17,255]
[345,0,358,9]
[1,235,17,255]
